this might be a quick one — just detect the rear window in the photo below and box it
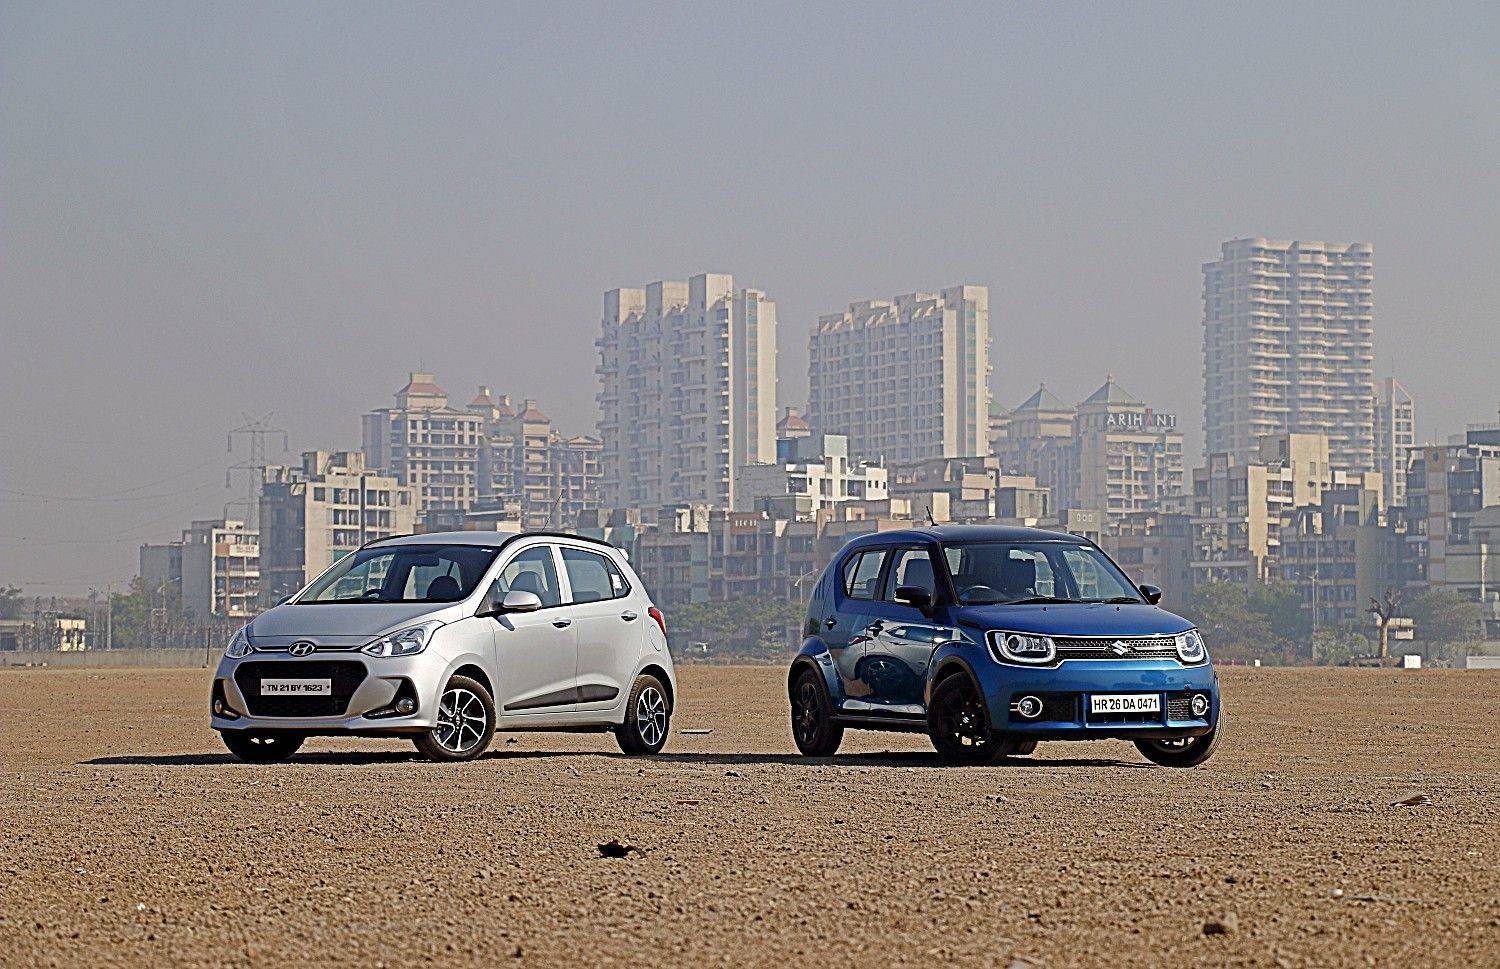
[842,549,889,600]
[561,547,630,603]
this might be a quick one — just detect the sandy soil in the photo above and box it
[0,665,1496,968]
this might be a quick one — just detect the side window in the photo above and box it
[884,548,937,601]
[842,549,889,600]
[561,547,629,603]
[496,546,562,608]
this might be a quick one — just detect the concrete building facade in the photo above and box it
[597,274,778,510]
[1373,376,1417,510]
[1203,239,1375,472]
[362,373,484,513]
[258,451,417,604]
[142,519,260,619]
[734,434,887,518]
[808,286,990,463]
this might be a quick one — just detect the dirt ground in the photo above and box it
[0,665,1496,968]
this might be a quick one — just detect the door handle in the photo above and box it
[620,611,638,622]
[551,618,573,628]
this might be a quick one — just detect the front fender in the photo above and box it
[789,637,844,705]
[925,641,988,712]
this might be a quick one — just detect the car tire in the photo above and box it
[615,674,671,755]
[221,730,305,764]
[790,667,844,757]
[992,736,1038,757]
[1135,719,1222,768]
[928,674,1002,765]
[413,674,496,763]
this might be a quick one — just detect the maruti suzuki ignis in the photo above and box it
[788,525,1221,767]
[211,532,676,763]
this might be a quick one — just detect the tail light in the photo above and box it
[647,606,667,638]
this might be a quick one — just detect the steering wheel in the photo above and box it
[359,588,385,600]
[959,584,1003,604]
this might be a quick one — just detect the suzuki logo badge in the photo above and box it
[1109,640,1132,656]
[288,641,317,657]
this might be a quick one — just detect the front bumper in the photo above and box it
[210,652,445,734]
[974,658,1220,741]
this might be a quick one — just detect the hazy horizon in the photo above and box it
[3,2,1498,594]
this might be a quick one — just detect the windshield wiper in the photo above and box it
[1003,595,1082,605]
[1082,596,1144,604]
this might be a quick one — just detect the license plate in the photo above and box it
[260,678,332,696]
[1090,693,1160,714]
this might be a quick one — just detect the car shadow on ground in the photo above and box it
[85,749,1151,769]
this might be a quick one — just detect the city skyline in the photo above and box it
[4,4,1499,589]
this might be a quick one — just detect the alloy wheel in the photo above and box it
[934,680,989,749]
[635,685,667,748]
[435,687,488,753]
[794,680,820,743]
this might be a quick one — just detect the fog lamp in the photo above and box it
[1190,693,1210,717]
[395,697,417,715]
[1014,695,1043,720]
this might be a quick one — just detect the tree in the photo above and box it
[0,584,23,621]
[1179,582,1277,663]
[1366,586,1404,661]
[1406,588,1480,659]
[1249,580,1312,648]
[1311,624,1372,666]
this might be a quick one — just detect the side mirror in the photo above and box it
[894,585,934,612]
[1138,583,1163,605]
[500,589,543,613]
[477,585,543,617]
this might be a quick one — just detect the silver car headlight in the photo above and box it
[362,620,444,658]
[990,630,1057,665]
[1175,629,1207,664]
[224,626,254,658]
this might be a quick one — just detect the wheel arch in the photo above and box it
[449,662,494,699]
[638,663,674,710]
[788,639,841,703]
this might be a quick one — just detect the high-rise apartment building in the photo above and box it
[597,273,777,510]
[1373,377,1417,509]
[1203,239,1375,472]
[140,518,260,619]
[362,373,484,513]
[1190,432,1382,588]
[466,387,603,530]
[995,378,1183,522]
[808,286,990,463]
[258,451,417,604]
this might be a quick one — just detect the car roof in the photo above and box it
[364,530,618,551]
[842,524,1091,550]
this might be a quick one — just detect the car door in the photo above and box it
[486,543,578,717]
[825,546,889,703]
[860,546,950,711]
[558,544,640,716]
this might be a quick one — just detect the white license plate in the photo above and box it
[260,678,332,696]
[1090,693,1160,714]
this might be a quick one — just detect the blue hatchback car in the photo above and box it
[787,525,1221,767]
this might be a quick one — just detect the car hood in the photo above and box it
[952,602,1193,637]
[248,602,466,641]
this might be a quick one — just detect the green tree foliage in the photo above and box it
[108,576,156,649]
[1406,588,1480,659]
[1311,624,1372,666]
[0,584,24,620]
[1179,580,1321,664]
[666,598,806,662]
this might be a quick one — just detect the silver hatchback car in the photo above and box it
[211,531,676,762]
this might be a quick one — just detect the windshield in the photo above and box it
[297,544,501,604]
[941,541,1142,606]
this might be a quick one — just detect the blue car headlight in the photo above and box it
[1175,629,1207,664]
[362,620,444,658]
[989,630,1057,665]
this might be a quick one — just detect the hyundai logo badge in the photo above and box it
[288,641,317,657]
[1109,640,1131,656]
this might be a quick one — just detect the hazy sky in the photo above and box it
[3,1,1497,593]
